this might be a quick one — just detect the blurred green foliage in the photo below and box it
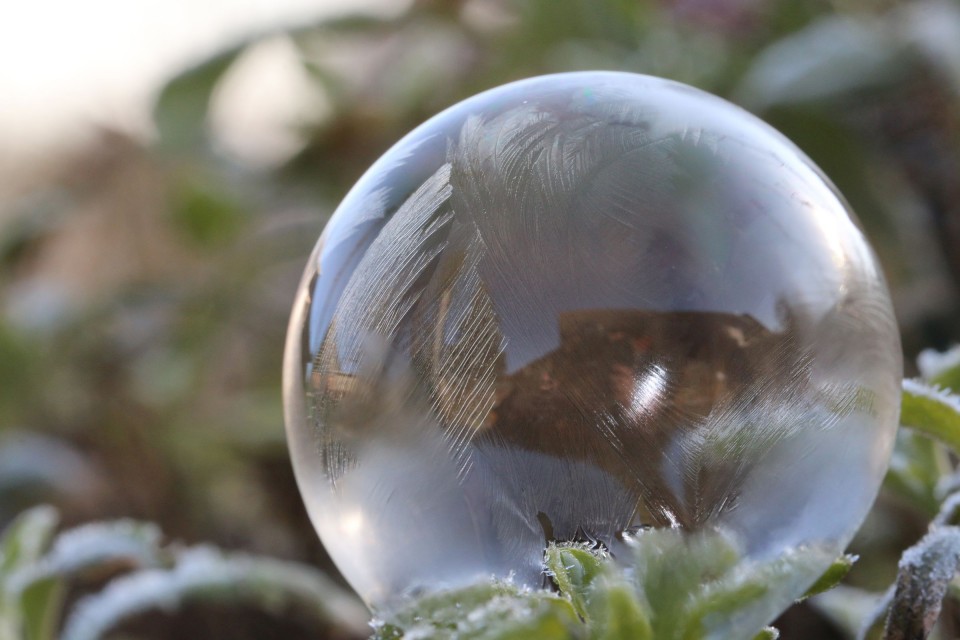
[2,0,960,637]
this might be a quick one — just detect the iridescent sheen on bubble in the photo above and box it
[283,72,901,628]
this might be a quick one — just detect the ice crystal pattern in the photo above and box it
[283,72,901,612]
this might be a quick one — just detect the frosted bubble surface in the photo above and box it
[283,72,901,619]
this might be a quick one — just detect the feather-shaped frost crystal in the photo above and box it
[283,72,901,622]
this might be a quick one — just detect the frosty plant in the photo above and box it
[6,362,960,638]
[3,73,960,640]
[283,72,902,637]
[0,506,369,640]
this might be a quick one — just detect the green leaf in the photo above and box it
[471,596,582,640]
[630,528,741,633]
[544,543,606,619]
[0,506,58,575]
[680,570,770,640]
[169,176,247,247]
[0,507,59,640]
[544,543,653,639]
[153,45,245,153]
[901,379,960,453]
[884,430,951,516]
[799,554,858,600]
[20,578,63,640]
[374,529,842,639]
[0,324,39,419]
[384,581,520,632]
[752,627,779,640]
[584,577,652,640]
[370,622,404,640]
[627,530,836,640]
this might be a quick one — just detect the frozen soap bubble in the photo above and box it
[283,72,901,620]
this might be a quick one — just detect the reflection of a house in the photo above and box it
[311,307,826,530]
[487,307,826,534]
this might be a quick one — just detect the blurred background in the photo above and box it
[2,0,960,637]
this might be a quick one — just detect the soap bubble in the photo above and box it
[283,72,901,623]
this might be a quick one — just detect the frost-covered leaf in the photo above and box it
[931,491,960,528]
[632,529,735,612]
[59,546,368,640]
[0,434,101,511]
[629,527,743,636]
[736,16,908,109]
[625,528,780,639]
[456,592,581,640]
[383,581,521,632]
[8,519,164,593]
[917,346,960,392]
[545,542,652,640]
[374,580,582,640]
[376,529,844,640]
[0,506,58,575]
[0,506,60,640]
[583,575,652,640]
[898,0,960,97]
[624,529,837,639]
[544,542,606,619]
[679,557,774,639]
[901,379,960,453]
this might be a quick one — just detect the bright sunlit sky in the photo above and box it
[0,0,397,162]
